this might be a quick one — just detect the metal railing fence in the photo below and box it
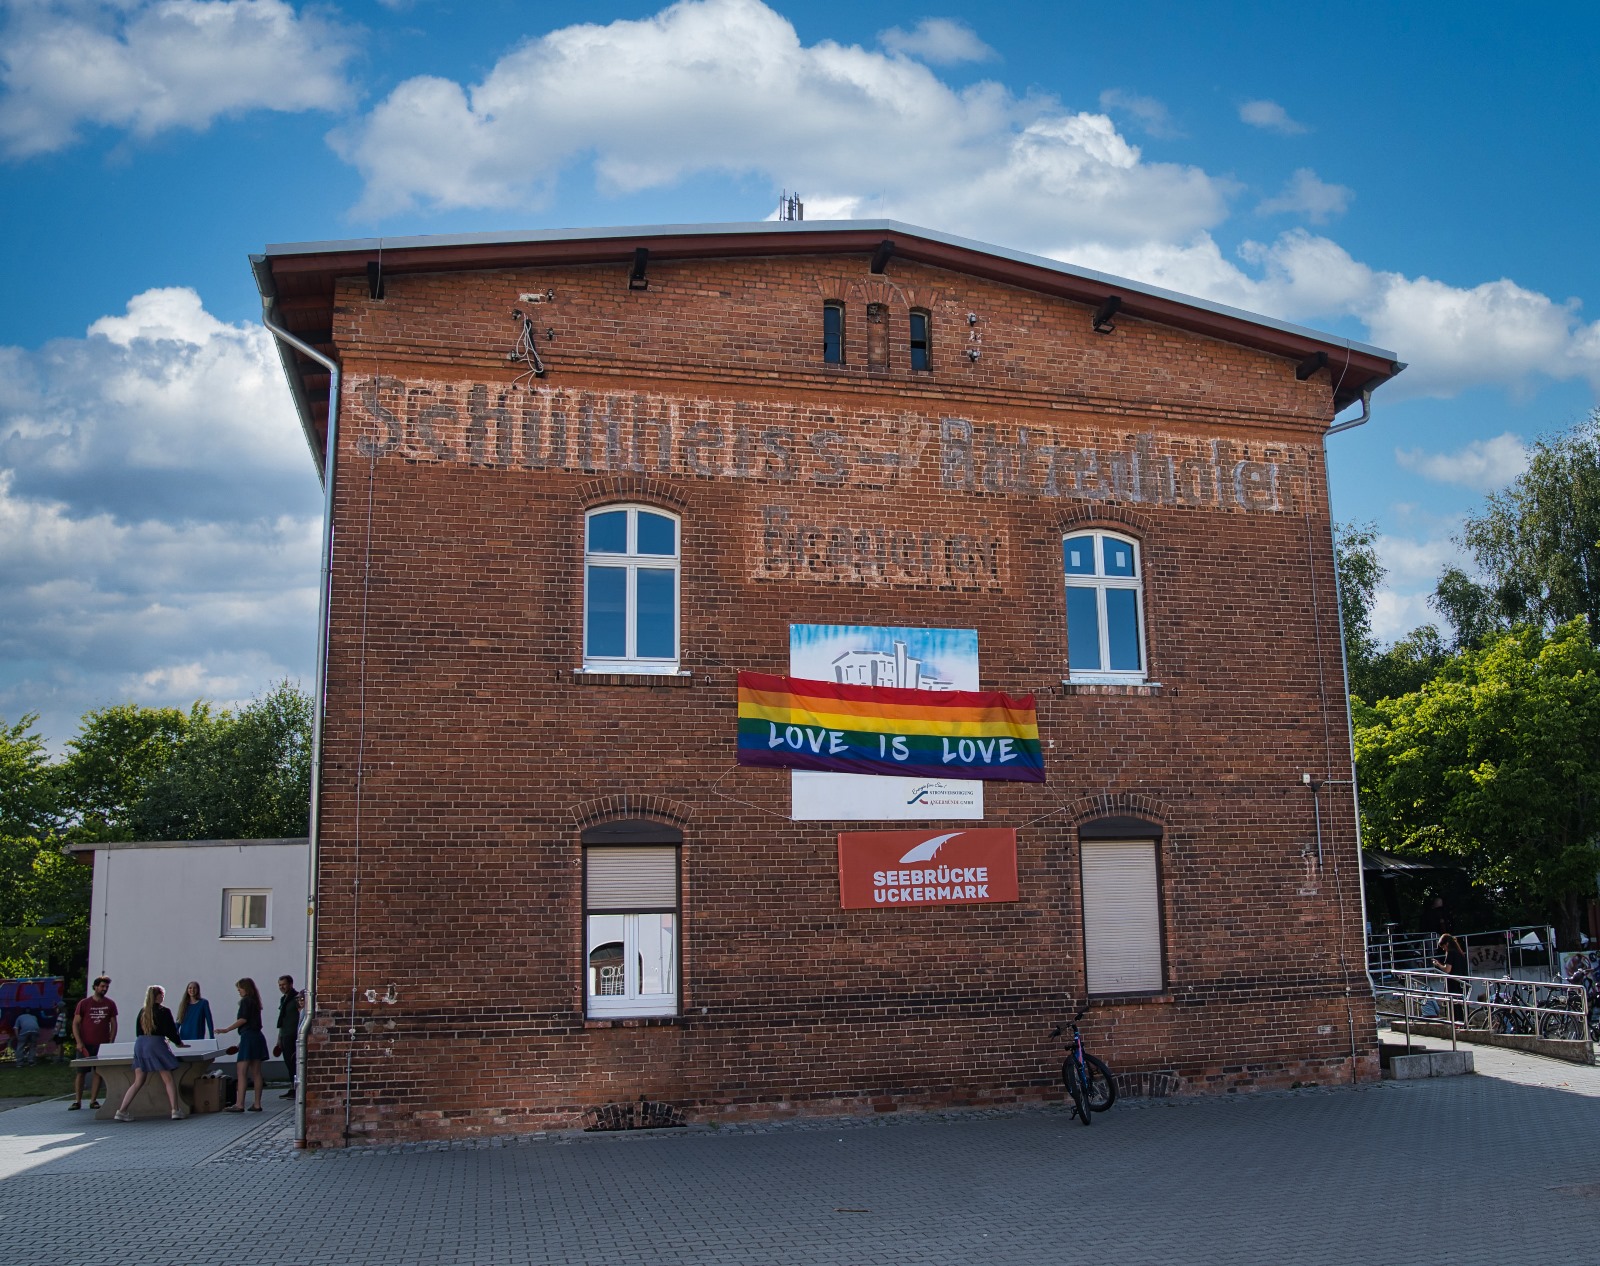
[1367,924,1557,985]
[1377,969,1590,1053]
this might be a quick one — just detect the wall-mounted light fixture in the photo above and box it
[1092,295,1121,334]
[628,247,650,291]
[1296,350,1329,381]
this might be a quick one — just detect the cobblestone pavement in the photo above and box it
[7,1041,1600,1266]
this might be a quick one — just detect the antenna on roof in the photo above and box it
[778,190,804,222]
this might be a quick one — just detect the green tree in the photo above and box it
[56,703,192,842]
[0,715,86,984]
[0,834,90,982]
[1335,523,1449,702]
[1355,619,1600,946]
[0,714,57,837]
[1335,521,1382,682]
[1430,565,1502,651]
[1461,409,1600,633]
[1361,624,1450,703]
[130,682,313,841]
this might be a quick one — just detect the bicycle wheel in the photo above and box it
[1083,1054,1117,1112]
[1063,1058,1091,1124]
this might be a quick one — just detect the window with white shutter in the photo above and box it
[1081,838,1163,996]
[583,822,681,1018]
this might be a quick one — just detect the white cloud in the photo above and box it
[1377,531,1465,588]
[323,0,1600,402]
[0,289,321,748]
[1239,99,1307,135]
[1369,530,1470,643]
[1255,168,1351,223]
[0,0,357,158]
[1072,230,1600,399]
[1,287,311,505]
[1098,88,1180,139]
[1395,433,1529,492]
[1370,588,1430,643]
[331,0,1232,244]
[878,17,995,65]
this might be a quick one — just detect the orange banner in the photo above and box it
[837,829,1019,910]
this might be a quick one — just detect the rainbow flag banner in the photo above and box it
[736,672,1044,782]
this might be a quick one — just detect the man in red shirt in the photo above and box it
[70,976,118,1110]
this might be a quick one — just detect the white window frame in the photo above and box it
[1081,839,1164,996]
[222,889,272,940]
[1063,530,1147,684]
[584,846,680,1019]
[582,505,680,673]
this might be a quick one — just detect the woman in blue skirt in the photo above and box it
[113,985,188,1121]
[217,978,267,1112]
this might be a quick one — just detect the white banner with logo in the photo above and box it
[789,624,984,821]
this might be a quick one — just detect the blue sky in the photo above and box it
[3,0,1598,746]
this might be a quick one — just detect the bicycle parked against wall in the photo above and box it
[1051,1009,1116,1125]
[1561,958,1600,1041]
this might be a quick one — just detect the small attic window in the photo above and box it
[909,310,931,371]
[823,302,844,364]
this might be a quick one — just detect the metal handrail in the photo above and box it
[1367,925,1557,983]
[1377,969,1590,1053]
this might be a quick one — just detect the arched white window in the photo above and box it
[583,505,679,672]
[1063,531,1146,683]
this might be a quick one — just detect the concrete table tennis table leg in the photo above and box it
[71,1056,217,1120]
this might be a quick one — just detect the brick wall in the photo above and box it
[303,250,1377,1147]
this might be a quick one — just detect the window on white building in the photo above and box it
[583,822,681,1018]
[1063,531,1146,683]
[222,889,271,939]
[583,506,680,672]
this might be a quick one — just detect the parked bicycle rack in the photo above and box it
[1376,969,1592,1057]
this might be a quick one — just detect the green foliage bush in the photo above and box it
[0,681,312,991]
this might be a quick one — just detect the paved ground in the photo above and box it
[5,1036,1599,1266]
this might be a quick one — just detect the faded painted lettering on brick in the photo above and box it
[757,506,1006,589]
[349,376,1308,513]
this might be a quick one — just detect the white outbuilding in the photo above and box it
[71,836,309,1069]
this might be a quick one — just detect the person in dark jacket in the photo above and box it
[113,986,188,1121]
[274,975,302,1100]
[1434,933,1471,1022]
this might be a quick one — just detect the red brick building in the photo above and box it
[252,221,1403,1147]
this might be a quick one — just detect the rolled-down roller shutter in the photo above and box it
[1081,839,1162,995]
[585,847,678,911]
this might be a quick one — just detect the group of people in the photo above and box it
[70,973,304,1120]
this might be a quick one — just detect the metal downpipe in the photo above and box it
[1321,390,1378,999]
[261,312,339,1148]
